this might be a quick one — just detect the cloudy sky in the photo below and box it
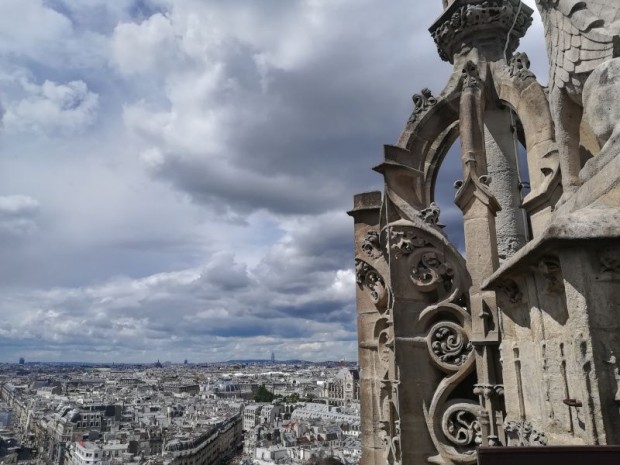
[0,0,548,363]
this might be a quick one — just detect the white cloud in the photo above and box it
[3,79,99,135]
[111,13,178,75]
[0,195,40,237]
[0,0,553,363]
[0,195,39,214]
[0,0,109,69]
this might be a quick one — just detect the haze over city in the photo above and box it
[0,0,545,363]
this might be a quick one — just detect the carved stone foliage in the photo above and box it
[355,259,388,309]
[389,229,428,259]
[509,52,535,81]
[504,420,547,446]
[376,218,480,465]
[361,230,382,258]
[428,322,473,371]
[410,250,455,294]
[379,381,401,465]
[389,228,457,296]
[407,88,437,124]
[375,316,399,465]
[430,0,532,62]
[420,202,441,227]
[386,222,478,464]
[424,324,479,465]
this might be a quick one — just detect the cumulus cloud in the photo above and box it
[0,241,356,362]
[113,0,445,217]
[111,13,178,75]
[0,0,552,362]
[0,0,111,69]
[3,78,99,135]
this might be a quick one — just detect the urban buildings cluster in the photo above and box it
[0,362,360,465]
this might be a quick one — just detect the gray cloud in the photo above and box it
[0,0,551,362]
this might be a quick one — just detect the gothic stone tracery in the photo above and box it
[350,0,620,464]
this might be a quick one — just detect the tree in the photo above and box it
[254,384,274,402]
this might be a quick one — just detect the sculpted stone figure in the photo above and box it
[535,0,620,190]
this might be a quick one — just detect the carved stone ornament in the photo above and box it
[430,0,532,62]
[604,351,620,406]
[442,403,481,449]
[361,230,382,258]
[407,88,438,124]
[355,259,388,307]
[427,321,473,371]
[509,52,536,81]
[461,61,481,89]
[379,381,401,465]
[410,250,455,294]
[420,202,441,226]
[473,383,504,402]
[389,229,428,259]
[504,420,547,446]
[378,327,395,367]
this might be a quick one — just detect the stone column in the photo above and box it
[484,105,528,260]
[348,191,384,465]
[455,60,504,445]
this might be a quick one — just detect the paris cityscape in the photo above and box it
[2,0,620,464]
[0,359,361,465]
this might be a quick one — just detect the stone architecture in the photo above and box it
[322,369,360,407]
[349,0,620,464]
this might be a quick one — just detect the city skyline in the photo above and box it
[0,0,546,363]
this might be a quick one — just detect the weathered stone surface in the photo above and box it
[535,0,620,192]
[350,1,620,463]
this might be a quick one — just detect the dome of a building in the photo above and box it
[215,381,241,393]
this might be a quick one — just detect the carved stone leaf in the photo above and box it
[361,230,382,258]
[355,259,388,308]
[505,420,548,446]
[409,249,455,295]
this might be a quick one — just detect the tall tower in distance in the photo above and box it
[270,351,275,364]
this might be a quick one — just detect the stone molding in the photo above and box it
[430,0,533,63]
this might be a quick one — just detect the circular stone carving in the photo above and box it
[427,321,472,371]
[442,403,481,447]
[409,249,455,294]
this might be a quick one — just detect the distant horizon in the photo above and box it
[2,358,359,366]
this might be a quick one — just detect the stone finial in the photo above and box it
[429,0,533,63]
